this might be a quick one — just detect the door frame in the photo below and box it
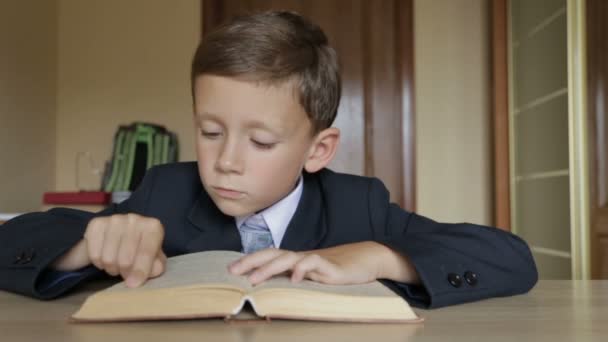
[491,0,510,231]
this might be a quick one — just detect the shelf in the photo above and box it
[514,87,568,115]
[531,245,571,259]
[515,169,569,182]
[512,6,567,47]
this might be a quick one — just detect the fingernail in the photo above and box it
[249,274,260,284]
[126,271,145,287]
[126,275,141,288]
[229,264,240,274]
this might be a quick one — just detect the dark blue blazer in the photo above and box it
[0,162,537,308]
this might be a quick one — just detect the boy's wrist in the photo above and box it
[51,239,90,271]
[375,242,420,284]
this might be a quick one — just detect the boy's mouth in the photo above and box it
[212,186,246,199]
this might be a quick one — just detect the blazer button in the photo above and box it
[447,273,462,288]
[13,251,26,264]
[22,250,36,264]
[13,249,35,265]
[464,271,478,286]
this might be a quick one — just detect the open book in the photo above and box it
[71,251,422,323]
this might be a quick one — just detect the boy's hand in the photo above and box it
[52,213,167,288]
[228,241,420,286]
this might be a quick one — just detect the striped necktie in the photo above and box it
[238,214,274,254]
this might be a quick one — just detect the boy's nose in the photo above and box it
[216,158,243,173]
[216,142,244,174]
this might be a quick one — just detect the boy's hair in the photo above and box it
[191,10,341,133]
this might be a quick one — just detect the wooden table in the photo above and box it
[1,280,606,341]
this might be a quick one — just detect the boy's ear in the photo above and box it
[304,127,340,173]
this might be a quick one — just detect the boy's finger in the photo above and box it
[229,248,283,275]
[248,252,302,285]
[126,250,153,288]
[150,258,164,278]
[292,254,336,284]
[84,218,107,270]
[126,228,162,287]
[290,259,317,283]
[117,226,141,280]
[150,251,167,278]
[304,271,328,283]
[100,224,123,276]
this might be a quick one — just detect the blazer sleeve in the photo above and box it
[0,167,158,299]
[369,178,539,309]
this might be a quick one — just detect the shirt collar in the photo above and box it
[235,176,304,248]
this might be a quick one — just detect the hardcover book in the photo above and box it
[71,251,422,324]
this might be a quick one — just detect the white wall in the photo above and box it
[0,1,57,212]
[55,0,200,191]
[414,0,492,225]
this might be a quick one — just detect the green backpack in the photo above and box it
[102,122,178,192]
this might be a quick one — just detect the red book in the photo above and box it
[43,191,111,205]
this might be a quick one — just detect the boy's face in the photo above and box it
[193,75,316,217]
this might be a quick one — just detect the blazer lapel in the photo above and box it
[184,171,328,253]
[279,172,328,251]
[185,190,243,252]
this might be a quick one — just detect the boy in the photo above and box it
[0,11,537,308]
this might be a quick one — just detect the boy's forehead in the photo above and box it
[194,75,299,102]
[194,74,297,94]
[193,75,310,131]
[196,110,279,126]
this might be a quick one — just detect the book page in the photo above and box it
[102,250,253,293]
[253,275,399,298]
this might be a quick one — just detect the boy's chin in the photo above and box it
[212,199,256,217]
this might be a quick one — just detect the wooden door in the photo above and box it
[587,0,608,279]
[201,0,415,210]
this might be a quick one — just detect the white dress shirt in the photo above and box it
[235,176,304,248]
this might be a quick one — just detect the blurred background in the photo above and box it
[0,0,605,280]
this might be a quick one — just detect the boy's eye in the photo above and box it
[251,139,276,150]
[201,130,222,138]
